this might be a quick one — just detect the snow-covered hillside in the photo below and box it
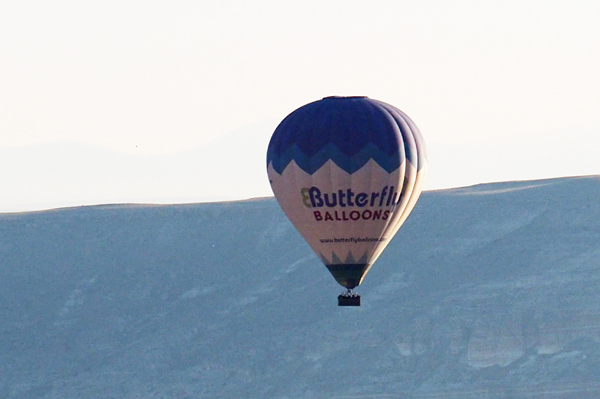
[2,176,600,398]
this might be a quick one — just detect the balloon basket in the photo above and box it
[338,291,361,306]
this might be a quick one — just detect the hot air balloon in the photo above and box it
[266,96,427,306]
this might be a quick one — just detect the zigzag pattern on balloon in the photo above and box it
[267,142,404,175]
[319,251,369,266]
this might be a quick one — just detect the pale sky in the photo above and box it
[1,0,599,211]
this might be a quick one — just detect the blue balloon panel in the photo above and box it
[267,96,417,175]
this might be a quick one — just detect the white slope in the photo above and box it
[2,176,600,398]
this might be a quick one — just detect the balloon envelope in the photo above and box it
[267,96,426,289]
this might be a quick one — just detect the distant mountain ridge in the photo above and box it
[1,176,600,398]
[0,121,276,212]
